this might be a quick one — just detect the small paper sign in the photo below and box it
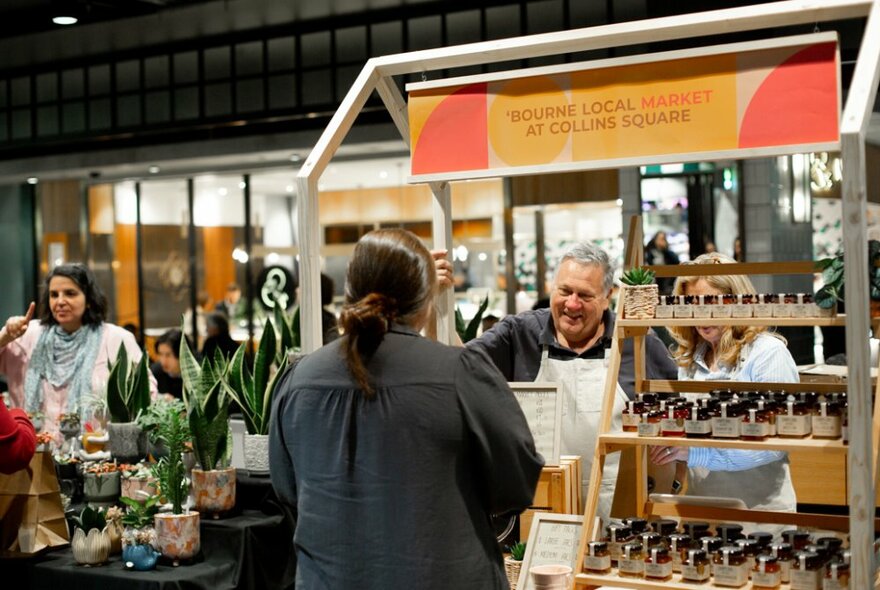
[509,382,563,466]
[517,513,583,590]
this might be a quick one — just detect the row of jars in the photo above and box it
[590,519,849,589]
[623,391,848,442]
[654,293,834,319]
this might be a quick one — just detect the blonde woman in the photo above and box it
[650,252,798,519]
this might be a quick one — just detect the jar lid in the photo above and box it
[735,538,760,553]
[757,554,778,565]
[668,533,692,548]
[716,524,744,543]
[782,529,811,542]
[719,545,744,558]
[815,537,843,552]
[639,393,658,405]
[710,388,737,401]
[622,541,644,553]
[795,550,824,570]
[588,541,608,555]
[701,537,723,552]
[829,561,850,573]
[769,542,794,558]
[648,547,669,560]
[747,532,773,547]
[683,522,711,536]
[652,519,678,536]
[626,400,645,412]
[640,532,663,546]
[685,548,707,563]
[606,523,632,540]
[623,517,649,533]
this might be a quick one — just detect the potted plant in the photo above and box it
[120,462,158,503]
[120,495,161,570]
[83,461,122,508]
[106,345,152,463]
[504,541,527,589]
[180,333,236,518]
[28,410,45,432]
[223,319,289,475]
[815,239,880,316]
[137,397,186,459]
[455,295,489,343]
[152,405,200,565]
[620,266,658,319]
[70,506,111,566]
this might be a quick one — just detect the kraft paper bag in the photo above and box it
[0,451,69,555]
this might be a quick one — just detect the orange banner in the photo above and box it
[408,34,839,179]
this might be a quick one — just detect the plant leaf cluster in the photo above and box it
[72,506,107,532]
[455,295,489,343]
[506,541,527,561]
[120,495,160,529]
[620,267,656,286]
[106,345,152,423]
[180,332,229,471]
[814,240,880,309]
[137,398,187,445]
[150,407,190,514]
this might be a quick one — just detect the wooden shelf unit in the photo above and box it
[576,572,825,590]
[618,316,846,328]
[600,432,848,455]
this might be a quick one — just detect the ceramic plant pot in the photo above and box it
[71,527,111,566]
[191,467,236,518]
[243,433,270,475]
[623,284,658,319]
[83,471,121,508]
[155,511,200,565]
[122,476,157,503]
[122,543,161,571]
[107,422,146,463]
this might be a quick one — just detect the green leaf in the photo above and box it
[815,285,838,309]
[259,354,289,435]
[464,296,489,342]
[253,320,276,413]
[291,306,301,350]
[454,307,466,341]
[106,347,130,423]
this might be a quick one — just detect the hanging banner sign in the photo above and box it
[407,33,840,182]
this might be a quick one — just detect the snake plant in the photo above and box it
[106,345,151,423]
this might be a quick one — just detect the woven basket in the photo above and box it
[504,557,522,589]
[623,284,658,319]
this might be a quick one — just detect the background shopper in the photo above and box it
[269,229,542,590]
[150,328,187,399]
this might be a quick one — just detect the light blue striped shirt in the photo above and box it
[683,332,799,471]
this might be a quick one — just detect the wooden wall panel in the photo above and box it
[510,169,619,207]
[201,226,236,303]
[88,184,115,235]
[789,450,847,506]
[113,224,139,328]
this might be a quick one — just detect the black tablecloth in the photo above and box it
[4,473,296,590]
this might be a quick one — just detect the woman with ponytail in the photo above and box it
[269,229,542,590]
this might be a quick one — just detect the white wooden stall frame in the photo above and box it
[295,1,880,587]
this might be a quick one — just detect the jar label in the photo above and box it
[791,303,810,318]
[608,541,623,561]
[638,422,661,437]
[752,570,781,586]
[654,305,674,319]
[685,420,712,434]
[731,304,753,318]
[822,578,848,590]
[660,418,684,434]
[713,304,733,318]
[714,563,749,586]
[712,417,742,438]
[681,563,711,581]
[693,306,713,319]
[618,558,645,575]
[778,414,812,436]
[644,561,673,579]
[622,414,642,428]
[741,421,769,437]
[773,303,792,318]
[813,415,842,438]
[780,559,792,583]
[789,568,822,590]
[671,551,683,572]
[752,303,773,317]
[583,554,611,572]
[673,305,693,318]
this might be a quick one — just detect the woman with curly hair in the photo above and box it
[649,252,798,522]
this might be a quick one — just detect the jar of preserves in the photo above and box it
[713,294,735,318]
[701,536,723,575]
[622,517,649,535]
[752,554,782,590]
[685,405,713,438]
[692,294,714,319]
[757,399,779,436]
[781,530,811,551]
[716,524,744,544]
[804,544,830,564]
[753,293,774,317]
[747,531,773,549]
[735,538,761,575]
[824,560,850,590]
[815,537,843,557]
[673,294,693,318]
[652,519,677,537]
[713,545,749,587]
[637,410,663,437]
[712,401,744,438]
[644,547,673,581]
[639,532,663,550]
[683,521,711,540]
[771,292,791,317]
[778,400,812,438]
[583,541,611,575]
[769,542,795,583]
[655,294,675,319]
[660,404,688,437]
[681,548,711,583]
[604,523,633,563]
[622,400,645,432]
[790,551,824,590]
[812,401,842,439]
[618,542,645,578]
[731,293,753,318]
[667,533,692,573]
[791,292,810,318]
[741,406,771,440]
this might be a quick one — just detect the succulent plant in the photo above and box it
[620,267,656,286]
[72,505,107,533]
[507,541,527,561]
[120,495,160,530]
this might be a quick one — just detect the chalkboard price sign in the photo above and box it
[516,513,583,590]
[508,382,563,466]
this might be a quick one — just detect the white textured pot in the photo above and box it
[71,527,111,566]
[243,434,269,475]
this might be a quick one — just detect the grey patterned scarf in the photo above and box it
[24,323,103,417]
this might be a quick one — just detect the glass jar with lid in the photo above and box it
[815,536,843,557]
[731,293,753,318]
[622,400,645,433]
[667,533,692,572]
[747,531,773,550]
[713,294,735,318]
[769,541,795,583]
[735,538,761,576]
[713,545,749,587]
[622,517,649,535]
[655,294,675,319]
[692,294,714,319]
[752,554,782,590]
[604,523,633,564]
[637,410,663,437]
[712,401,744,438]
[778,400,813,438]
[685,405,713,438]
[644,547,673,581]
[638,393,659,411]
[660,403,688,437]
[639,532,664,550]
[617,542,645,578]
[682,521,711,540]
[673,294,693,318]
[583,541,611,575]
[812,400,843,439]
[651,519,677,538]
[781,530,811,551]
[790,551,824,590]
[716,524,744,544]
[701,536,723,575]
[771,292,791,317]
[681,548,711,583]
[824,560,850,590]
[753,293,774,317]
[757,399,779,436]
[741,406,771,440]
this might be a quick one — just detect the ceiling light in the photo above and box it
[379,171,389,179]
[290,154,301,163]
[239,181,247,189]
[26,177,38,185]
[218,187,228,196]
[285,185,294,193]
[148,166,160,174]
[52,16,78,26]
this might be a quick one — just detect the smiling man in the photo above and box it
[466,242,677,521]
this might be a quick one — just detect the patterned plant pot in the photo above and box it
[83,471,121,508]
[71,527,111,566]
[191,467,236,518]
[154,511,200,565]
[122,476,157,503]
[623,284,658,319]
[243,434,269,475]
[107,422,147,463]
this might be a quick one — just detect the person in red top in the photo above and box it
[0,401,36,474]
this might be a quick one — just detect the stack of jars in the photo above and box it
[589,519,850,589]
[653,292,833,319]
[622,390,848,443]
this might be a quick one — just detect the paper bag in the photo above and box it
[0,451,70,555]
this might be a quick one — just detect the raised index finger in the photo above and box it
[23,301,35,323]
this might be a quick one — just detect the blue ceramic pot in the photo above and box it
[122,543,160,571]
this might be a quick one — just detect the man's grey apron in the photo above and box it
[535,345,628,524]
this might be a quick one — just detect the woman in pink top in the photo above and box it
[0,263,156,442]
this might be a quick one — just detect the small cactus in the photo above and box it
[507,541,527,561]
[620,266,656,286]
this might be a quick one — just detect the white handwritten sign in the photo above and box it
[517,513,583,590]
[509,382,563,466]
